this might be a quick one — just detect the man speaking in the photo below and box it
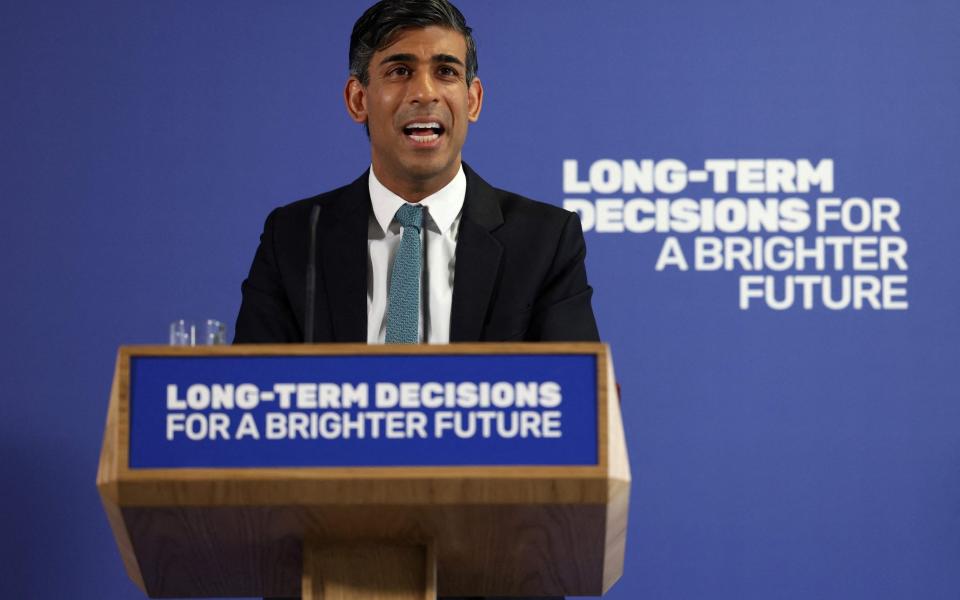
[235,0,598,345]
[237,4,591,598]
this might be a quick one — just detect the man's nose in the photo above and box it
[408,70,438,103]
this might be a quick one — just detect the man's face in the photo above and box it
[345,26,483,198]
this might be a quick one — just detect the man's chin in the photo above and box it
[400,157,460,184]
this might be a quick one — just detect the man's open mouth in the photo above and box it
[403,121,445,143]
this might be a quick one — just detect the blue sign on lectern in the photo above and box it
[128,353,598,469]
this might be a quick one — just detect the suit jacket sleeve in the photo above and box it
[234,207,302,343]
[527,210,600,342]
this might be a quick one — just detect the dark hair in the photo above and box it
[349,0,478,86]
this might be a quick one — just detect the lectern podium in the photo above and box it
[97,343,630,598]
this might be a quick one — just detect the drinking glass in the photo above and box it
[169,319,195,346]
[201,319,227,345]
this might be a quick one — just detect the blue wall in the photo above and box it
[2,1,958,598]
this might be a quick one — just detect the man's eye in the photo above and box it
[389,66,411,77]
[438,66,459,77]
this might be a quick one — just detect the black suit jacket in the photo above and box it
[234,164,599,343]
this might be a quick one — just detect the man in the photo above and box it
[241,4,590,598]
[235,0,599,345]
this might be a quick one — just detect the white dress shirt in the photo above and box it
[366,165,465,344]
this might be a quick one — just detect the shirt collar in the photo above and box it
[368,164,466,234]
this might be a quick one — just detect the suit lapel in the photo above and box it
[318,173,369,342]
[450,164,504,342]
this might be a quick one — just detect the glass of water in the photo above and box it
[201,319,227,345]
[169,319,195,346]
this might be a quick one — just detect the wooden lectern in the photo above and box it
[97,343,630,598]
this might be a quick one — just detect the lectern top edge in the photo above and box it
[119,341,608,358]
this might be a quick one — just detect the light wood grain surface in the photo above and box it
[302,542,435,600]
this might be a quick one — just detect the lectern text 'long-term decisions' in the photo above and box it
[97,343,631,599]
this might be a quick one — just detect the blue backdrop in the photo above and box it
[2,0,958,598]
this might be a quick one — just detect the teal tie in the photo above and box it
[386,204,423,343]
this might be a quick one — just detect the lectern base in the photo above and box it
[302,541,436,600]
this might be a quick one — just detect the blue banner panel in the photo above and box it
[128,353,597,469]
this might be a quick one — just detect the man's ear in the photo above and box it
[467,77,483,123]
[344,77,368,124]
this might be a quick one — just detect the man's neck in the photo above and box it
[370,160,462,203]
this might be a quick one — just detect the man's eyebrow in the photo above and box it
[378,53,465,67]
[379,53,417,65]
[432,54,464,67]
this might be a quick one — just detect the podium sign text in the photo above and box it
[128,352,598,468]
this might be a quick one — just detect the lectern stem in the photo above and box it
[301,541,436,600]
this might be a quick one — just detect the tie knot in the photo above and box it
[395,203,423,229]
